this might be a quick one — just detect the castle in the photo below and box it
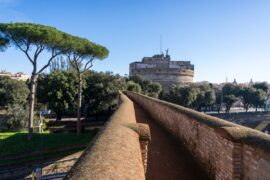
[129,52,194,91]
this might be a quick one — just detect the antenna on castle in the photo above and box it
[160,35,163,54]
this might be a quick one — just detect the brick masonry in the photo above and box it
[126,91,270,180]
[66,92,150,180]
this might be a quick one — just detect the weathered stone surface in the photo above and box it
[65,92,145,180]
[126,91,270,180]
[129,54,194,91]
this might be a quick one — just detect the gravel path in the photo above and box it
[134,103,209,180]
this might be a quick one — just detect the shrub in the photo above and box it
[3,104,28,131]
[127,81,142,93]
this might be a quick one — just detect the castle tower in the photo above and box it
[129,53,194,92]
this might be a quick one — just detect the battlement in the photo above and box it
[129,54,194,91]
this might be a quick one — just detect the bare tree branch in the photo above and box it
[37,50,61,74]
[83,57,95,72]
[33,44,45,61]
[8,34,35,65]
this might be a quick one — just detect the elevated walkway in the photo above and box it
[66,91,270,180]
[134,103,208,180]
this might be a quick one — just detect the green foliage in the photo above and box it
[146,82,162,98]
[36,74,49,105]
[204,90,216,107]
[167,85,198,107]
[239,87,255,112]
[36,71,77,120]
[127,81,142,93]
[3,104,28,131]
[192,84,215,111]
[83,71,126,116]
[0,77,29,131]
[222,83,241,97]
[222,83,241,113]
[0,23,71,53]
[0,22,109,137]
[215,91,222,113]
[0,76,29,107]
[165,83,215,111]
[252,82,268,93]
[223,94,237,113]
[129,75,162,98]
[251,89,267,111]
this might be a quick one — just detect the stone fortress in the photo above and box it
[129,51,194,91]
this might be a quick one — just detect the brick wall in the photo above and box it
[65,92,150,180]
[126,91,270,180]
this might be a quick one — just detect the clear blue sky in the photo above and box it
[0,0,269,83]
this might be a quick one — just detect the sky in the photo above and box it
[0,0,270,83]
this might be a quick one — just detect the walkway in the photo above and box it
[134,103,209,180]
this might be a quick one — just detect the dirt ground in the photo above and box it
[134,103,209,180]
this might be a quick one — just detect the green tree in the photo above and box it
[36,71,77,120]
[166,85,199,108]
[129,75,163,97]
[251,89,266,112]
[192,90,204,111]
[239,87,255,112]
[36,74,49,106]
[66,37,109,135]
[223,95,237,113]
[222,83,240,113]
[222,83,241,97]
[83,71,126,118]
[0,76,29,107]
[215,91,222,114]
[204,90,216,111]
[191,84,215,111]
[127,81,142,93]
[0,76,29,131]
[4,104,28,131]
[252,82,268,93]
[146,82,162,98]
[0,23,84,139]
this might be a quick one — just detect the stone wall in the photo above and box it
[65,92,150,180]
[126,91,270,180]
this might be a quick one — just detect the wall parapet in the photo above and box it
[65,92,148,180]
[126,91,270,180]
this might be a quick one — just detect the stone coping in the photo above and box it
[65,92,145,180]
[126,91,270,153]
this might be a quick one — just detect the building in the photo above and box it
[129,52,194,91]
[0,71,30,81]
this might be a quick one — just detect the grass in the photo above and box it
[0,131,96,157]
[255,121,270,131]
[0,148,84,166]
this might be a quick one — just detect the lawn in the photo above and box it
[0,131,96,157]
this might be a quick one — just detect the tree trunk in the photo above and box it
[77,73,82,135]
[28,75,37,140]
